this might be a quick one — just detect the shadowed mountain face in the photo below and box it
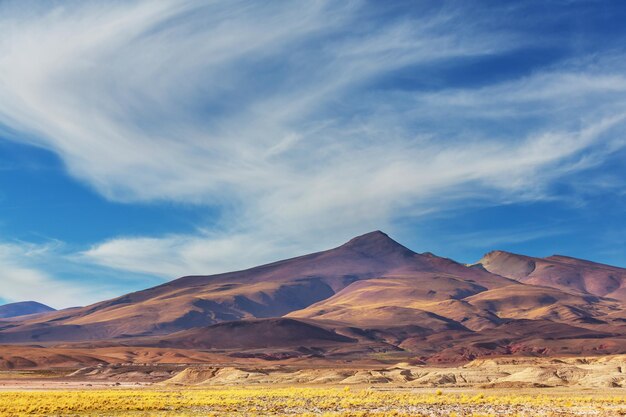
[3,231,626,364]
[157,318,357,349]
[0,301,55,319]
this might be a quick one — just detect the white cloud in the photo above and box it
[79,114,625,278]
[0,241,109,308]
[0,1,625,280]
[0,0,521,203]
[80,233,307,278]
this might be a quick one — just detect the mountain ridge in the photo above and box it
[3,231,626,365]
[477,249,626,302]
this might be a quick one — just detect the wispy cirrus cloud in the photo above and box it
[0,241,115,308]
[0,1,625,291]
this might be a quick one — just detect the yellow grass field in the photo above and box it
[0,387,625,417]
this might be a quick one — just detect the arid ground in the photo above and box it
[0,382,624,416]
[2,355,626,416]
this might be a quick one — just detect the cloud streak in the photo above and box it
[0,1,625,287]
[0,241,113,308]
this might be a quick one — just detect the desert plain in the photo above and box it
[2,356,626,416]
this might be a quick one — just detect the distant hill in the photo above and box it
[477,250,626,302]
[0,301,55,319]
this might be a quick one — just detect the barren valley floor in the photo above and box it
[2,359,626,417]
[0,385,624,416]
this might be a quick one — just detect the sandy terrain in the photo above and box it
[3,354,626,390]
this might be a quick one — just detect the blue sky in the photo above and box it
[1,0,626,308]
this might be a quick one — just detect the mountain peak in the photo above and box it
[0,301,56,319]
[481,250,516,259]
[341,231,415,257]
[346,230,389,242]
[479,250,536,264]
[477,250,536,280]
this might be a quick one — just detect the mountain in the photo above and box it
[2,231,626,365]
[477,250,626,302]
[0,231,515,342]
[0,301,55,319]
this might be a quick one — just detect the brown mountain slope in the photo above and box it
[477,250,626,302]
[156,318,356,349]
[288,251,626,337]
[288,276,623,334]
[399,318,622,362]
[0,231,514,343]
[0,345,237,370]
[287,274,505,331]
[463,285,620,324]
